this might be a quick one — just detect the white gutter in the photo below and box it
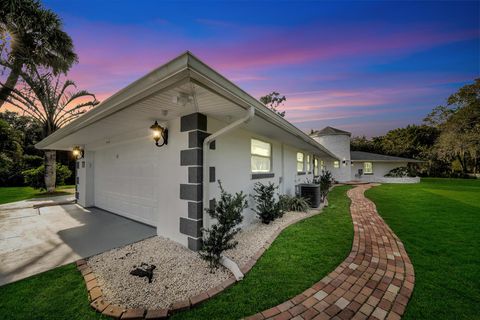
[202,106,255,280]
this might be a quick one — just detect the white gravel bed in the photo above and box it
[225,209,320,266]
[87,236,231,309]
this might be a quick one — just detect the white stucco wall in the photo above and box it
[76,114,325,248]
[207,117,314,227]
[312,134,351,182]
[81,117,190,247]
[351,161,408,182]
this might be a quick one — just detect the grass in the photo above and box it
[0,264,105,320]
[0,186,353,320]
[0,185,75,205]
[365,178,480,320]
[173,185,353,320]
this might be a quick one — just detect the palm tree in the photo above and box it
[4,67,99,192]
[0,0,77,108]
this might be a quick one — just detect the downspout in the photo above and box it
[202,106,255,280]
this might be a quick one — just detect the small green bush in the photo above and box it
[315,170,333,202]
[385,166,415,177]
[288,196,310,212]
[278,194,310,213]
[22,163,72,190]
[252,182,283,224]
[200,181,247,270]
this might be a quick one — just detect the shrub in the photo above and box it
[278,194,310,212]
[385,166,415,177]
[252,182,283,224]
[316,170,333,203]
[278,194,292,213]
[22,163,72,190]
[288,196,310,212]
[200,181,247,270]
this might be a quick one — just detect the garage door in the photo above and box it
[94,143,159,226]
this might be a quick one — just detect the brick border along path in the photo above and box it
[247,184,415,320]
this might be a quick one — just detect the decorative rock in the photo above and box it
[81,209,324,315]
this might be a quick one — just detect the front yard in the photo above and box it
[0,186,353,319]
[366,178,480,319]
[0,185,75,205]
[1,179,478,319]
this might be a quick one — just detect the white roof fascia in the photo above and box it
[36,51,339,160]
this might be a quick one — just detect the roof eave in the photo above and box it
[36,51,339,159]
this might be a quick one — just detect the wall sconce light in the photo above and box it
[342,159,347,166]
[150,121,168,147]
[72,146,84,159]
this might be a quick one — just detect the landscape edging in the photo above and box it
[76,207,324,319]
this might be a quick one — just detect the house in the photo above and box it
[36,52,339,251]
[310,126,422,183]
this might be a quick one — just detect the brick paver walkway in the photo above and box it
[247,184,415,320]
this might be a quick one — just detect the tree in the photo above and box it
[0,110,43,155]
[350,136,383,154]
[0,0,77,107]
[260,91,286,117]
[0,118,23,185]
[4,67,99,192]
[430,79,480,174]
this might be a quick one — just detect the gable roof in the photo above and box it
[35,51,338,159]
[311,126,351,137]
[351,151,423,162]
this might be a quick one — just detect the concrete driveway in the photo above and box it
[0,196,156,286]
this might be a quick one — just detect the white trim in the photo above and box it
[36,52,339,160]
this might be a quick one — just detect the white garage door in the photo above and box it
[94,142,159,226]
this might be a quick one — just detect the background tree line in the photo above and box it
[350,79,480,177]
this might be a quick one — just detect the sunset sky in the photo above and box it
[44,0,479,137]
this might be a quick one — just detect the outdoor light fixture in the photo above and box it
[72,146,84,159]
[150,121,168,147]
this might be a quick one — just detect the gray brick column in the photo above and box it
[179,113,209,251]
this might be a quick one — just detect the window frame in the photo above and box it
[314,158,319,176]
[297,152,305,173]
[363,162,373,174]
[251,138,272,173]
[333,160,340,169]
[306,154,311,172]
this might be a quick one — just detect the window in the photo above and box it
[314,158,319,176]
[320,160,325,171]
[306,155,311,172]
[251,139,271,173]
[297,152,304,172]
[333,160,340,168]
[364,162,373,174]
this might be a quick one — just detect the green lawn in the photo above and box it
[0,264,105,320]
[365,178,480,320]
[0,185,75,205]
[173,185,353,320]
[0,186,353,320]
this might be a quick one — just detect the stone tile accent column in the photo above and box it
[179,113,210,251]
